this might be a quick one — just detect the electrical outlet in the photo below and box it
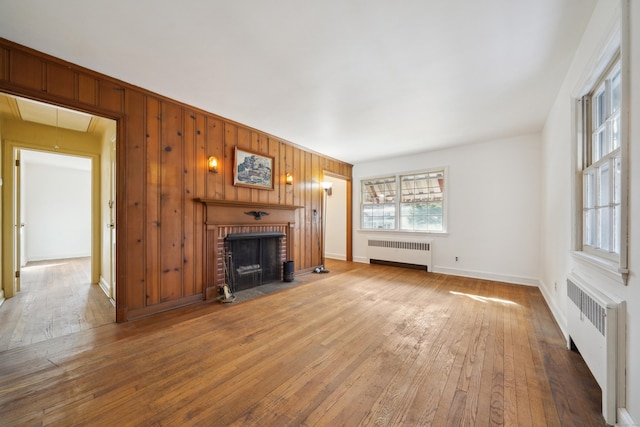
[455,256,459,262]
[554,281,557,291]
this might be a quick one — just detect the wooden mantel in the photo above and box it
[195,199,303,225]
[195,199,303,299]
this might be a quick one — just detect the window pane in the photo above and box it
[584,209,595,246]
[400,203,418,231]
[427,202,443,231]
[613,205,621,254]
[614,155,621,204]
[383,217,395,229]
[594,89,605,127]
[383,204,395,216]
[611,114,620,150]
[598,207,610,250]
[584,171,595,208]
[363,204,392,229]
[399,215,413,230]
[415,215,429,231]
[362,176,396,204]
[598,162,610,206]
[592,129,605,162]
[400,203,413,216]
[428,216,443,231]
[401,172,444,202]
[611,69,621,113]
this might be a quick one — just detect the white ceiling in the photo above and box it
[0,0,597,163]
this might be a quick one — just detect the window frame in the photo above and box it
[360,167,448,234]
[581,57,622,262]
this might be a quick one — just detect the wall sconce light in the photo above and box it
[286,173,293,185]
[321,181,333,196]
[208,156,218,173]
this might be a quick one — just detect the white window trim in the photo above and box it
[572,2,629,285]
[570,250,626,286]
[359,166,449,234]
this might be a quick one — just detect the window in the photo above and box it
[581,57,621,260]
[361,176,397,229]
[400,171,444,232]
[361,169,445,232]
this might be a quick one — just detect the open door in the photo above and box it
[13,148,22,292]
[109,136,116,301]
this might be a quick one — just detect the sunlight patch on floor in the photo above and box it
[449,290,517,305]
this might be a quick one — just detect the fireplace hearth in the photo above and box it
[225,232,285,291]
[196,199,301,300]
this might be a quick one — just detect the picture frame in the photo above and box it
[233,147,274,190]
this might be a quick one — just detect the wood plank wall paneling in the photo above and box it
[0,37,352,322]
[123,90,146,318]
[0,46,8,81]
[46,63,75,99]
[159,101,183,303]
[145,97,162,308]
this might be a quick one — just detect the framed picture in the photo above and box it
[233,147,274,190]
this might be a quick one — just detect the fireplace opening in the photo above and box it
[225,232,285,291]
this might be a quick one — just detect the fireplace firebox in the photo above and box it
[225,232,285,291]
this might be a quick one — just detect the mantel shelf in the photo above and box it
[194,198,303,211]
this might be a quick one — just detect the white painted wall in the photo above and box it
[353,134,540,285]
[23,159,91,261]
[541,0,639,423]
[324,175,347,260]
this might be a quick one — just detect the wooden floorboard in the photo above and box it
[0,260,606,426]
[0,257,115,352]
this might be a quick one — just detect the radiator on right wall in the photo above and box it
[566,273,626,425]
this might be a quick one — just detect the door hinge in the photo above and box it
[15,271,20,278]
[15,159,20,167]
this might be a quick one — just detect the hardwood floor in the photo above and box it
[0,260,605,426]
[0,257,115,351]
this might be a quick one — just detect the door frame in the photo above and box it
[322,170,352,262]
[3,142,102,297]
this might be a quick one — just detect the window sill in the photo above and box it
[357,229,449,237]
[570,251,628,285]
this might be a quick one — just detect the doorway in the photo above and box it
[19,150,92,269]
[323,174,351,262]
[0,92,116,349]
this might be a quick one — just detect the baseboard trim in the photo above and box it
[99,276,111,298]
[537,280,568,341]
[354,258,539,287]
[326,252,347,261]
[432,266,539,287]
[617,408,637,427]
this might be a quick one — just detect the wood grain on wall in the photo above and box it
[0,38,352,322]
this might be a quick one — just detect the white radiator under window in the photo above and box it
[367,239,432,271]
[566,274,626,425]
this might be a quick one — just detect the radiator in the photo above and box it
[567,274,625,425]
[367,239,432,271]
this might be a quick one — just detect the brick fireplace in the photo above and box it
[196,199,300,299]
[225,231,285,291]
